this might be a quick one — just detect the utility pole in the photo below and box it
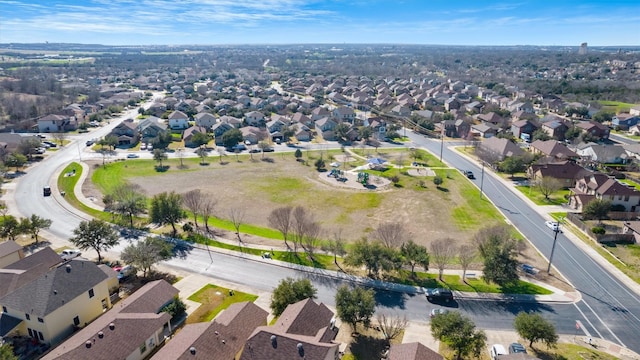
[547,218,563,274]
[480,161,485,199]
[439,126,444,162]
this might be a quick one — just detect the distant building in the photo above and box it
[579,42,588,55]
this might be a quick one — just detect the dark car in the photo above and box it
[263,147,275,152]
[425,288,454,303]
[464,170,475,179]
[508,343,527,354]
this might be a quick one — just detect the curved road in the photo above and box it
[10,112,640,353]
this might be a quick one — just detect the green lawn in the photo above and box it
[58,163,105,219]
[515,185,570,206]
[620,178,640,190]
[186,284,258,323]
[386,271,552,295]
[599,100,638,113]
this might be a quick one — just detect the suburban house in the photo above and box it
[311,107,330,121]
[388,342,444,360]
[315,117,338,135]
[470,123,499,138]
[42,280,179,360]
[541,119,569,140]
[0,256,117,347]
[150,301,267,360]
[240,126,264,145]
[219,115,242,128]
[37,114,78,133]
[245,111,265,127]
[575,144,629,165]
[293,124,312,142]
[240,299,340,360]
[108,119,139,145]
[530,140,578,161]
[510,119,537,139]
[612,113,640,130]
[575,121,609,140]
[623,221,640,243]
[476,137,525,162]
[569,173,640,212]
[138,117,168,143]
[332,106,356,123]
[0,241,24,268]
[528,161,592,188]
[183,126,208,148]
[194,112,217,129]
[212,123,234,145]
[168,110,189,130]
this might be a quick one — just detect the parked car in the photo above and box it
[43,141,57,148]
[545,220,561,232]
[508,343,527,354]
[249,148,261,153]
[425,288,454,303]
[140,143,147,150]
[60,249,81,260]
[86,140,95,146]
[429,308,449,318]
[490,344,507,360]
[263,147,275,152]
[117,265,136,281]
[126,153,140,158]
[147,143,153,150]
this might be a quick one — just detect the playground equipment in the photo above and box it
[357,172,369,186]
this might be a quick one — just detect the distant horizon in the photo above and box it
[2,42,639,49]
[1,0,639,46]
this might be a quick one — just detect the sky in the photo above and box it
[0,0,639,46]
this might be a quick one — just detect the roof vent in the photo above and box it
[53,290,57,295]
[66,264,72,273]
[214,330,219,336]
[270,335,277,348]
[109,323,115,330]
[221,339,226,344]
[189,346,196,355]
[85,341,92,348]
[297,343,304,357]
[98,331,104,339]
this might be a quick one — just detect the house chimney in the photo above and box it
[297,343,304,357]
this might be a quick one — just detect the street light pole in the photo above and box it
[546,218,563,274]
[480,161,485,199]
[439,126,444,162]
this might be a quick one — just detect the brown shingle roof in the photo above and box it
[0,240,21,260]
[276,298,334,337]
[240,328,339,360]
[151,301,268,360]
[388,342,444,360]
[42,280,178,360]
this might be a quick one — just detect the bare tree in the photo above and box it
[430,238,455,280]
[200,195,217,234]
[291,206,310,253]
[228,207,246,243]
[182,189,202,228]
[534,176,562,200]
[196,147,208,165]
[51,132,67,146]
[176,148,186,169]
[322,230,347,265]
[374,222,406,249]
[457,244,477,282]
[302,221,322,261]
[376,313,408,341]
[268,206,293,250]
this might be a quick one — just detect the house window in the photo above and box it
[38,331,44,341]
[25,313,30,320]
[140,343,147,354]
[28,328,33,338]
[102,299,108,310]
[625,196,630,201]
[88,289,95,298]
[2,306,6,313]
[73,316,80,326]
[38,317,44,323]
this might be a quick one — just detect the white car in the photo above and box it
[490,344,507,360]
[430,308,449,318]
[545,220,561,232]
[60,249,81,260]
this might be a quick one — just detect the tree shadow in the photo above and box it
[154,165,169,172]
[199,162,210,166]
[348,333,388,360]
[436,186,449,192]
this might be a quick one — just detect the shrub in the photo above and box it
[591,227,606,234]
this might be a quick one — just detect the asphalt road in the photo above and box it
[406,131,640,352]
[11,110,640,352]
